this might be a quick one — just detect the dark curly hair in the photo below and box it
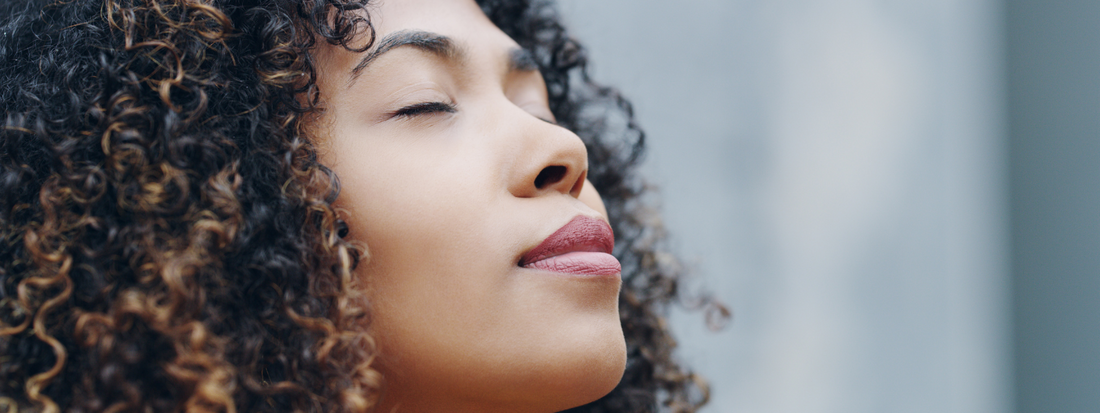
[0,0,727,411]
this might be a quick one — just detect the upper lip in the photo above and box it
[520,215,615,266]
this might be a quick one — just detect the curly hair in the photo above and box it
[0,0,727,412]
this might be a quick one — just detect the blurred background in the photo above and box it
[557,1,1100,412]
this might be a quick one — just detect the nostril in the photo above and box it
[534,165,567,190]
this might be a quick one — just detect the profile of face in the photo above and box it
[311,0,627,411]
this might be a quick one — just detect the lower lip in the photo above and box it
[523,251,621,276]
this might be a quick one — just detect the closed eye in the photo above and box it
[391,101,457,119]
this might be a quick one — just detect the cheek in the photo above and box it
[334,146,505,282]
[329,143,518,335]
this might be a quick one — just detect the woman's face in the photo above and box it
[312,0,626,411]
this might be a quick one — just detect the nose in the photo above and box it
[507,117,588,199]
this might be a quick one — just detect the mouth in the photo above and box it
[520,215,621,276]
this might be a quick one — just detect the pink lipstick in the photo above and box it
[520,216,621,276]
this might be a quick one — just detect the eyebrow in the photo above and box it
[347,29,541,85]
[349,30,461,83]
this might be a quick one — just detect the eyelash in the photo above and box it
[389,100,559,126]
[391,101,457,119]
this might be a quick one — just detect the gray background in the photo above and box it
[1008,2,1100,413]
[555,1,1100,412]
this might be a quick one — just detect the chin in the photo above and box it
[571,340,628,408]
[533,317,628,412]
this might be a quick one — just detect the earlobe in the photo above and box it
[578,179,608,219]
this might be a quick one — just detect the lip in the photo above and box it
[520,215,621,276]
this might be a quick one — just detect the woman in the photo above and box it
[0,0,723,411]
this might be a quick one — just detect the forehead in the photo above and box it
[312,0,524,88]
[367,0,515,50]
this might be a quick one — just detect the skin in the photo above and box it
[310,0,627,411]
